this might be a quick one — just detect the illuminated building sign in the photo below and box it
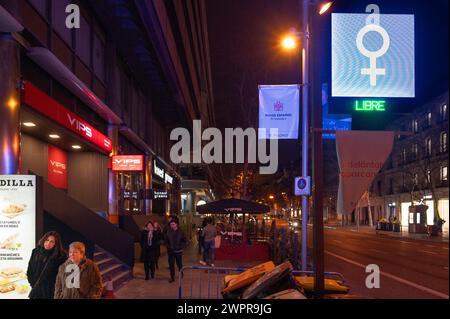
[164,173,173,185]
[22,83,112,153]
[152,190,168,200]
[332,13,415,98]
[112,155,144,171]
[153,161,165,180]
[0,175,36,299]
[354,100,386,112]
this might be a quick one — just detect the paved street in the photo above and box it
[317,227,449,299]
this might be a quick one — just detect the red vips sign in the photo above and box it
[22,82,112,153]
[112,155,144,171]
[48,146,68,189]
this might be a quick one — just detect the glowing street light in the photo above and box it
[319,1,333,15]
[281,35,298,50]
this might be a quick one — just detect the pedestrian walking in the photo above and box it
[140,221,158,280]
[153,221,163,269]
[201,218,217,266]
[165,219,187,283]
[54,242,103,299]
[26,231,67,299]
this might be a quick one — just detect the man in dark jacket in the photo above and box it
[165,219,187,283]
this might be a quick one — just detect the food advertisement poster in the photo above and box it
[0,175,36,299]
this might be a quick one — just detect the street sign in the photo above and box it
[329,11,416,117]
[295,176,311,196]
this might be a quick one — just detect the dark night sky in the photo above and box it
[205,0,449,168]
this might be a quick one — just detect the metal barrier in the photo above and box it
[292,270,346,282]
[178,266,247,300]
[177,267,346,299]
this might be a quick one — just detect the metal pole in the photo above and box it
[301,0,310,273]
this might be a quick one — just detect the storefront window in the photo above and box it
[118,172,144,214]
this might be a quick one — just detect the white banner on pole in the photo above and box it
[258,85,300,139]
[336,131,394,215]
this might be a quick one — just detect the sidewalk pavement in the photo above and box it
[324,224,449,243]
[115,238,260,299]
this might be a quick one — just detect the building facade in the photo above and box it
[0,0,214,226]
[362,92,449,233]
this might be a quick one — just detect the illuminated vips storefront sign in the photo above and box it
[112,155,144,171]
[0,175,36,299]
[23,82,112,153]
[48,146,68,189]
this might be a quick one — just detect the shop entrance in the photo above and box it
[118,172,144,214]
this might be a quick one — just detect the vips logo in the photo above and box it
[50,160,67,171]
[68,114,93,138]
[112,156,144,171]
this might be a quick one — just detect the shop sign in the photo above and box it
[164,173,173,184]
[0,175,36,299]
[48,146,68,189]
[23,83,112,153]
[112,155,144,171]
[152,190,168,200]
[153,161,165,180]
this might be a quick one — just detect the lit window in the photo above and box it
[427,112,432,126]
[412,119,419,133]
[442,166,448,181]
[412,144,418,158]
[441,132,448,153]
[441,104,448,121]
[402,149,407,162]
[425,137,432,156]
[426,169,431,184]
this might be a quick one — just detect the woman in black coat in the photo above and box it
[26,231,67,299]
[140,221,159,280]
[153,222,163,269]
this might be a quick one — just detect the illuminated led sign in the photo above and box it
[153,161,165,180]
[354,100,386,112]
[112,155,144,171]
[332,13,415,98]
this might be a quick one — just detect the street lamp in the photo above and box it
[279,0,333,293]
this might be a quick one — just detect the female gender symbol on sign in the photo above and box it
[356,23,391,87]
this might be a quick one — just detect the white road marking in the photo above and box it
[425,245,435,248]
[444,267,449,270]
[443,247,449,250]
[325,250,449,299]
[333,240,343,244]
[399,241,413,244]
[422,251,438,255]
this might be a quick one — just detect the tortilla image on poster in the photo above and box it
[0,233,21,251]
[241,261,296,299]
[1,204,26,219]
[0,283,16,294]
[0,267,24,279]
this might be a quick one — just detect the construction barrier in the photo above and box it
[178,266,246,299]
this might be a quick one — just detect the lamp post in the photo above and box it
[281,0,333,296]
